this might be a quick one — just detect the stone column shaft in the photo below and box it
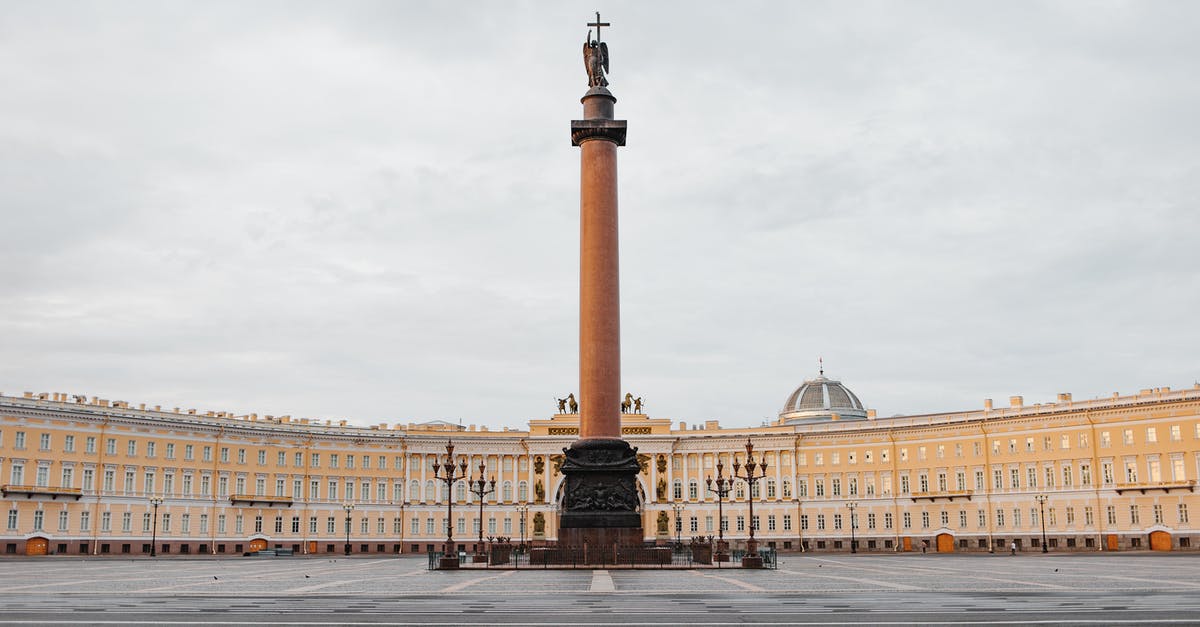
[579,138,620,440]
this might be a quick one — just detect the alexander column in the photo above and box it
[559,13,642,548]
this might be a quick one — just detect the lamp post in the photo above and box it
[672,502,684,547]
[732,438,768,568]
[847,501,858,554]
[343,503,354,556]
[706,460,733,564]
[1036,494,1049,553]
[516,503,529,551]
[467,460,495,562]
[432,439,469,568]
[149,497,163,557]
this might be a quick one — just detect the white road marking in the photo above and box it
[439,569,516,593]
[588,569,615,592]
[775,568,921,590]
[692,571,766,592]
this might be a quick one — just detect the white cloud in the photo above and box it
[2,1,1197,427]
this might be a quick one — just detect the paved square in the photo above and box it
[1,553,1199,624]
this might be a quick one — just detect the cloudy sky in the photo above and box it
[2,1,1198,429]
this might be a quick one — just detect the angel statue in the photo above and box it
[583,31,609,88]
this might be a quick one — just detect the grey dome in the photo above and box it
[779,373,868,425]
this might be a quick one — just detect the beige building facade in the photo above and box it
[2,376,1198,556]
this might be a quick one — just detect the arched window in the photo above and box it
[518,481,528,502]
[750,482,761,499]
[424,480,435,502]
[766,479,776,499]
[456,480,466,502]
[410,480,420,501]
[782,480,792,499]
[672,480,683,500]
[735,483,745,500]
[687,481,699,500]
[502,481,513,502]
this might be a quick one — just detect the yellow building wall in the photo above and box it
[1,386,1197,555]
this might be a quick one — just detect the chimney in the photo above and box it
[1009,396,1023,408]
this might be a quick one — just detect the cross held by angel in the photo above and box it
[583,12,610,88]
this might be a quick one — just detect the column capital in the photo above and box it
[571,120,627,146]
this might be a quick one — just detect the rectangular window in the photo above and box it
[38,433,51,450]
[203,446,212,462]
[101,512,112,532]
[146,441,156,458]
[1179,503,1189,524]
[1147,428,1157,444]
[1129,506,1140,525]
[64,435,75,452]
[165,443,175,459]
[127,440,137,456]
[1107,505,1117,525]
[1171,425,1182,442]
[8,510,19,530]
[105,438,116,455]
[121,512,131,532]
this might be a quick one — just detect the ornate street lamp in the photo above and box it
[847,501,858,554]
[732,438,768,568]
[672,502,684,547]
[1036,494,1049,553]
[432,439,469,568]
[148,497,163,557]
[516,503,529,551]
[467,460,495,562]
[706,458,734,563]
[342,503,354,556]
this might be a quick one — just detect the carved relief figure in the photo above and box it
[656,478,666,500]
[533,456,544,474]
[656,511,669,534]
[656,455,667,474]
[533,512,545,534]
[637,453,649,474]
[534,480,545,503]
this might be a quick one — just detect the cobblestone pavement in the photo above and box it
[0,553,1198,624]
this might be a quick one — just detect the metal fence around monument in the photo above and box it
[427,544,695,570]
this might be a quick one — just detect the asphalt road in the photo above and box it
[1,553,1198,625]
